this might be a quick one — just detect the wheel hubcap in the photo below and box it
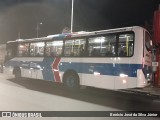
[66,76,75,87]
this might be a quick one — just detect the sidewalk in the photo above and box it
[120,85,160,99]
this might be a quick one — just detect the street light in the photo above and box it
[71,0,74,33]
[36,22,43,38]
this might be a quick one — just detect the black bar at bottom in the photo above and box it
[0,111,160,117]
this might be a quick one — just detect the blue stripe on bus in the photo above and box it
[59,62,142,77]
[5,58,151,81]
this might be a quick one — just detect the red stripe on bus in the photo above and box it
[52,57,61,83]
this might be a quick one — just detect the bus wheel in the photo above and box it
[15,70,21,80]
[64,72,80,90]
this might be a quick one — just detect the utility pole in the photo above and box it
[18,32,21,39]
[71,0,74,33]
[36,22,43,38]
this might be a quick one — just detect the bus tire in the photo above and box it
[63,72,80,90]
[15,70,21,80]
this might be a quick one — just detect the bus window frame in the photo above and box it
[29,41,45,57]
[45,39,64,57]
[86,31,135,58]
[63,37,87,57]
[12,31,135,58]
[87,33,117,57]
[117,31,135,58]
[17,42,30,57]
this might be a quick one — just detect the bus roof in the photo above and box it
[69,26,134,38]
[7,26,142,44]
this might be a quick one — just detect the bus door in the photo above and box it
[29,42,45,79]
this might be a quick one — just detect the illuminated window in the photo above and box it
[88,35,116,57]
[118,33,134,57]
[64,39,86,57]
[30,42,44,57]
[45,40,63,57]
[17,43,29,56]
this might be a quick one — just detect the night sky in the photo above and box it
[0,0,160,43]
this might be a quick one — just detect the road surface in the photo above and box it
[0,73,159,120]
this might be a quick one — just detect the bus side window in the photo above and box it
[7,49,12,58]
[88,35,116,57]
[88,37,100,57]
[104,35,116,57]
[77,39,86,57]
[64,40,75,57]
[118,33,134,57]
[64,38,87,57]
[30,44,35,56]
[30,42,45,57]
[45,47,51,56]
[46,41,63,57]
[17,43,29,57]
[91,48,99,56]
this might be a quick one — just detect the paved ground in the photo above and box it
[0,74,118,111]
[0,73,159,120]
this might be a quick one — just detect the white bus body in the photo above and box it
[3,26,152,90]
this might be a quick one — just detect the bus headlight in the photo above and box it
[94,72,100,76]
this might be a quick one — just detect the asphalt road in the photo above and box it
[0,73,159,120]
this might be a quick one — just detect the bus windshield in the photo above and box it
[145,31,152,51]
[5,42,17,61]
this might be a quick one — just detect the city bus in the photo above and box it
[3,26,152,90]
